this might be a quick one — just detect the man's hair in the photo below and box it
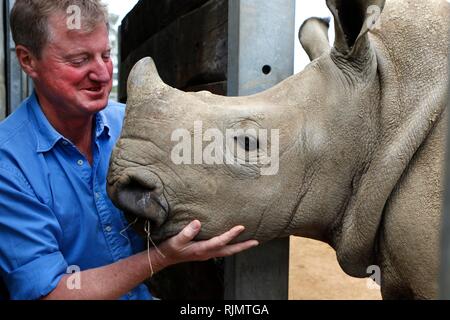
[10,0,109,58]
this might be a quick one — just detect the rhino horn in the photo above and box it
[127,57,167,103]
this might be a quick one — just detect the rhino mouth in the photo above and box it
[108,172,170,230]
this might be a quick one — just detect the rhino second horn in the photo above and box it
[127,57,167,102]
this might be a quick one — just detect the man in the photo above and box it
[0,0,258,300]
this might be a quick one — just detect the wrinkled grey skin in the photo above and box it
[107,0,449,299]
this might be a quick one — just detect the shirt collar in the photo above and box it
[29,91,111,153]
[95,108,111,139]
[29,92,64,153]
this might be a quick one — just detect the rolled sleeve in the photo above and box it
[0,165,67,300]
[5,252,68,300]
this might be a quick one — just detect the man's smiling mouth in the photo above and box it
[85,87,102,92]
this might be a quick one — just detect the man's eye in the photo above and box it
[71,58,87,66]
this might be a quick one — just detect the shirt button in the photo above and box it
[95,192,101,199]
[62,141,69,145]
[77,160,84,166]
[128,292,133,299]
[105,225,112,233]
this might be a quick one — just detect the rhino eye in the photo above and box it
[235,135,259,152]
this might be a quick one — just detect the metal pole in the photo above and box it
[225,0,296,300]
[439,23,450,299]
[6,0,30,116]
[1,0,6,119]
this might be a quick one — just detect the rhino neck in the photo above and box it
[331,0,449,277]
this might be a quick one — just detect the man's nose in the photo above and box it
[89,57,111,83]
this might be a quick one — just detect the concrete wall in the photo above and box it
[1,0,6,120]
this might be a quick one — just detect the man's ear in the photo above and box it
[326,0,385,57]
[15,45,39,78]
[299,17,331,61]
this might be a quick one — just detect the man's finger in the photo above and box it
[201,226,246,251]
[214,240,259,257]
[175,220,201,245]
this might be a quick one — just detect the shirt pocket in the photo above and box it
[49,174,83,239]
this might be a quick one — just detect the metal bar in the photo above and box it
[440,24,450,299]
[1,0,6,119]
[118,24,125,103]
[227,0,296,97]
[225,0,296,300]
[6,0,29,115]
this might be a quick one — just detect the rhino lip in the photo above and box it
[114,181,170,229]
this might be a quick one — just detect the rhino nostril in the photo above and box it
[115,179,169,228]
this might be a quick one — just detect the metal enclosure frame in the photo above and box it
[1,0,6,119]
[440,36,450,300]
[5,0,31,116]
[225,0,296,300]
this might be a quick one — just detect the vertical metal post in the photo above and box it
[118,24,125,103]
[5,0,30,116]
[1,0,6,119]
[225,0,296,300]
[440,26,450,299]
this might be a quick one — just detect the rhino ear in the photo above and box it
[299,17,331,61]
[127,57,167,103]
[326,0,385,57]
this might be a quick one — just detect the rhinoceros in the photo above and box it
[107,0,449,299]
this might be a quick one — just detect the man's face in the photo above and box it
[32,14,113,117]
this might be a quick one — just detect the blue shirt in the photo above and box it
[0,92,152,300]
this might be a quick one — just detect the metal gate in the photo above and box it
[1,0,6,119]
[224,0,295,300]
[3,0,32,118]
[440,29,450,299]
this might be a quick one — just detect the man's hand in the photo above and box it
[43,220,257,300]
[157,220,259,267]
